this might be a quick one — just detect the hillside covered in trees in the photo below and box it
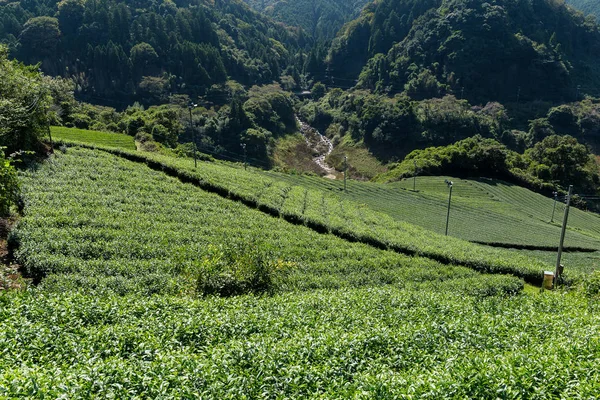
[3,0,600,200]
[328,0,600,104]
[567,0,600,20]
[0,0,312,106]
[241,0,369,40]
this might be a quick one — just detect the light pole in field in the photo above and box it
[413,160,419,191]
[551,191,558,223]
[344,155,348,192]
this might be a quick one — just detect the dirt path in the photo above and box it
[296,116,337,179]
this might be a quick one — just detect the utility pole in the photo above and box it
[555,185,573,285]
[550,191,558,223]
[445,180,453,236]
[516,86,521,105]
[413,160,417,192]
[188,102,198,168]
[343,155,347,192]
[241,143,247,170]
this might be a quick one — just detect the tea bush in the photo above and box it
[195,244,277,297]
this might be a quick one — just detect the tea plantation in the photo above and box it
[262,172,600,252]
[51,126,136,150]
[51,140,553,283]
[2,142,599,397]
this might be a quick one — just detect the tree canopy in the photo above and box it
[0,44,51,154]
[567,0,600,21]
[328,0,600,104]
[0,0,310,106]
[241,0,369,40]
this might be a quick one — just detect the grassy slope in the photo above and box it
[51,126,136,150]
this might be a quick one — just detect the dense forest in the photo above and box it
[328,0,600,104]
[241,0,369,40]
[3,0,600,199]
[567,0,600,20]
[0,0,314,106]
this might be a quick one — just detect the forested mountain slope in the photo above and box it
[567,0,600,20]
[242,0,369,40]
[328,0,600,104]
[0,0,308,105]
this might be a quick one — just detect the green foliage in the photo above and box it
[47,143,555,284]
[243,0,369,40]
[48,84,295,163]
[583,270,600,296]
[194,243,278,297]
[328,0,439,80]
[380,133,599,196]
[330,0,600,103]
[18,16,60,60]
[56,0,84,35]
[0,44,51,153]
[300,91,511,157]
[523,134,597,190]
[16,146,506,294]
[536,99,600,152]
[0,149,19,216]
[1,286,600,397]
[0,0,306,104]
[267,169,600,254]
[130,42,159,79]
[6,141,600,397]
[382,136,514,180]
[404,69,448,100]
[567,0,600,20]
[311,82,326,100]
[50,126,136,150]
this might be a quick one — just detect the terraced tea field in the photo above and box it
[17,147,517,295]
[53,130,600,252]
[53,130,600,276]
[510,249,600,276]
[51,126,136,150]
[50,142,554,282]
[262,172,600,251]
[3,144,600,397]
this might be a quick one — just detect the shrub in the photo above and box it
[583,271,600,297]
[106,123,120,132]
[70,113,92,129]
[0,150,19,216]
[173,143,214,161]
[194,243,279,297]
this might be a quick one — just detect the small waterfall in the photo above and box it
[296,116,336,177]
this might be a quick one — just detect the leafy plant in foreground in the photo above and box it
[193,243,285,297]
[0,150,19,216]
